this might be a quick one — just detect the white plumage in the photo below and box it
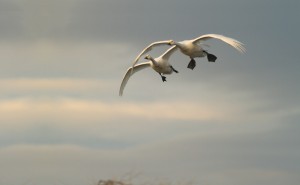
[119,46,178,96]
[120,34,245,96]
[132,34,245,70]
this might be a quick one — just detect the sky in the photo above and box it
[0,0,300,185]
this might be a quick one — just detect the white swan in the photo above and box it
[119,46,178,96]
[132,34,245,70]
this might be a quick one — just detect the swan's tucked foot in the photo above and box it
[158,73,167,82]
[207,53,217,62]
[187,59,196,70]
[171,66,178,73]
[204,51,217,62]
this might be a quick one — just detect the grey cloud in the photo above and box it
[0,0,299,185]
[1,0,299,44]
[0,0,24,40]
[0,120,299,185]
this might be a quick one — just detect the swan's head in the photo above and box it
[168,40,175,45]
[144,55,152,60]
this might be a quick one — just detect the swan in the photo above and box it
[132,34,245,70]
[119,46,178,96]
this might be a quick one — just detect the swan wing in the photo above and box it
[119,62,151,96]
[192,34,246,53]
[131,40,171,71]
[161,46,178,61]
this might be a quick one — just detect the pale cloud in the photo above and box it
[0,78,114,94]
[0,97,228,148]
[1,93,290,131]
[0,1,299,185]
[0,40,134,78]
[1,76,297,131]
[1,94,297,149]
[0,98,230,128]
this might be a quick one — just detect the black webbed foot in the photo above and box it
[158,73,167,82]
[171,66,178,73]
[187,59,196,70]
[207,53,217,62]
[203,50,217,62]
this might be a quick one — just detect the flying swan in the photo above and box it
[119,46,178,96]
[132,34,245,70]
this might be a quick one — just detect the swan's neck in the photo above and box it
[173,41,185,48]
[149,58,158,66]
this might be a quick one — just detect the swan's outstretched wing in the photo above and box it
[192,34,246,53]
[119,62,151,96]
[161,46,178,60]
[131,40,171,70]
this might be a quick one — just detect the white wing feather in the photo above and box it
[161,46,178,60]
[119,62,151,96]
[192,34,246,53]
[131,40,171,70]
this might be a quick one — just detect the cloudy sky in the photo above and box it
[0,0,299,185]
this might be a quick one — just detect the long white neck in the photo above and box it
[148,57,158,66]
[172,41,185,49]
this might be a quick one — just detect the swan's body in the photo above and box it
[119,46,178,96]
[172,40,206,58]
[132,34,245,70]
